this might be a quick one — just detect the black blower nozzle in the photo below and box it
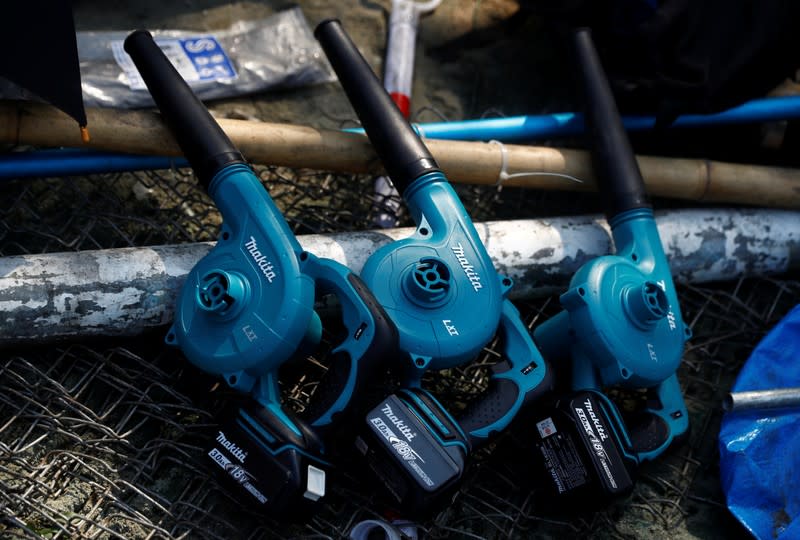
[314,19,440,195]
[572,28,650,219]
[123,30,246,189]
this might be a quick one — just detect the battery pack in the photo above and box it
[532,390,637,503]
[355,391,469,517]
[204,402,327,518]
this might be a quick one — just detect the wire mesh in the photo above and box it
[0,164,797,539]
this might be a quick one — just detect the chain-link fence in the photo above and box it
[0,162,796,539]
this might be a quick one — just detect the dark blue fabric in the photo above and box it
[719,304,800,540]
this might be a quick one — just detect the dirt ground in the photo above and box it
[72,0,574,128]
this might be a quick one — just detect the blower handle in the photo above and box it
[457,300,553,447]
[572,28,650,220]
[123,30,246,190]
[314,19,440,195]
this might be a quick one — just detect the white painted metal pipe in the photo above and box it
[0,209,797,344]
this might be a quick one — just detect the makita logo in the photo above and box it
[216,431,248,463]
[584,399,609,441]
[657,280,678,331]
[381,404,417,441]
[451,243,483,292]
[244,236,276,283]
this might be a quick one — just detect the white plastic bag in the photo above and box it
[76,7,333,108]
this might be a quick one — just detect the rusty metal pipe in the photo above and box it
[1,209,797,344]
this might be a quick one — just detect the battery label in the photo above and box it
[366,396,459,491]
[113,35,238,90]
[207,445,268,504]
[568,394,634,495]
[537,431,589,494]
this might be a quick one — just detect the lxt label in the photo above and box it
[113,35,237,90]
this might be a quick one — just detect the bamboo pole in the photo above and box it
[2,100,800,208]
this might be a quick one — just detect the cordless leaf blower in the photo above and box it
[530,28,692,502]
[314,19,553,517]
[123,30,398,518]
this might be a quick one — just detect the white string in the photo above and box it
[489,139,509,186]
[488,139,585,189]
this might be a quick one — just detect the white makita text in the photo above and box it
[583,399,609,441]
[381,404,417,441]
[451,243,483,292]
[216,430,248,463]
[244,236,276,283]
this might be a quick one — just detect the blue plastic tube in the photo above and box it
[377,95,800,142]
[0,148,187,180]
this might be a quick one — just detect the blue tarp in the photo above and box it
[719,304,800,539]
